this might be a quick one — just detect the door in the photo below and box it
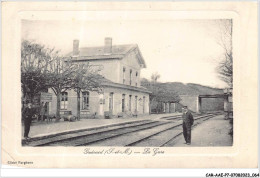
[109,92,113,114]
[135,96,138,112]
[122,94,125,112]
[129,95,132,112]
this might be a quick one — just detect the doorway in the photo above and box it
[109,92,113,114]
[122,94,125,112]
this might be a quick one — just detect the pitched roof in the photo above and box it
[67,44,146,68]
[99,77,151,94]
[68,44,136,57]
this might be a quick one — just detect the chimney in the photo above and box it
[104,37,112,54]
[73,39,79,56]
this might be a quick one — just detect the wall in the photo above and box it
[201,98,224,111]
[48,86,150,118]
[74,60,120,83]
[120,50,141,87]
[48,89,101,117]
[179,95,199,112]
[179,95,224,113]
[175,103,184,113]
[169,103,180,113]
[75,52,142,86]
[103,87,150,116]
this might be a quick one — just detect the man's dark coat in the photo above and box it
[182,111,194,127]
[182,110,194,144]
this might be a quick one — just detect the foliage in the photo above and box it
[47,57,78,118]
[151,72,160,83]
[141,74,180,113]
[71,62,103,119]
[142,75,180,103]
[71,62,103,93]
[141,76,226,113]
[48,57,76,95]
[21,40,53,102]
[21,40,103,119]
[155,86,180,103]
[215,20,233,87]
[159,82,223,95]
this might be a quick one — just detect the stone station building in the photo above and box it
[48,38,151,118]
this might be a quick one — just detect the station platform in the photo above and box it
[173,114,233,146]
[22,113,181,139]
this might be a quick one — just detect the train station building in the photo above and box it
[48,38,151,118]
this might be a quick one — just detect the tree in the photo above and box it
[21,40,53,104]
[141,73,180,113]
[151,83,180,113]
[151,72,161,83]
[21,40,105,120]
[216,20,233,87]
[71,62,103,120]
[155,87,180,103]
[150,72,161,113]
[47,57,76,119]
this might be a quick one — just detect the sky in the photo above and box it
[22,19,230,88]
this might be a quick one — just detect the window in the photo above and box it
[130,69,132,85]
[136,72,138,87]
[122,94,125,112]
[61,92,68,109]
[129,95,132,111]
[82,91,90,110]
[123,67,126,84]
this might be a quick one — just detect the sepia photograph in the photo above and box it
[1,1,258,170]
[21,18,233,147]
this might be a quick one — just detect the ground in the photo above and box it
[173,115,233,146]
[22,113,233,147]
[22,113,180,138]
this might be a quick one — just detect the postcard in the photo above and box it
[1,1,258,168]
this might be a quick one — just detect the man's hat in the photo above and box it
[182,106,188,109]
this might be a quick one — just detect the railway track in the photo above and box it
[24,113,220,147]
[87,114,216,147]
[129,114,216,147]
[24,119,169,146]
[160,113,200,121]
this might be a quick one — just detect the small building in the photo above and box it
[179,95,225,113]
[48,38,151,118]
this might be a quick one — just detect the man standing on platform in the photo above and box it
[23,102,35,139]
[182,106,194,145]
